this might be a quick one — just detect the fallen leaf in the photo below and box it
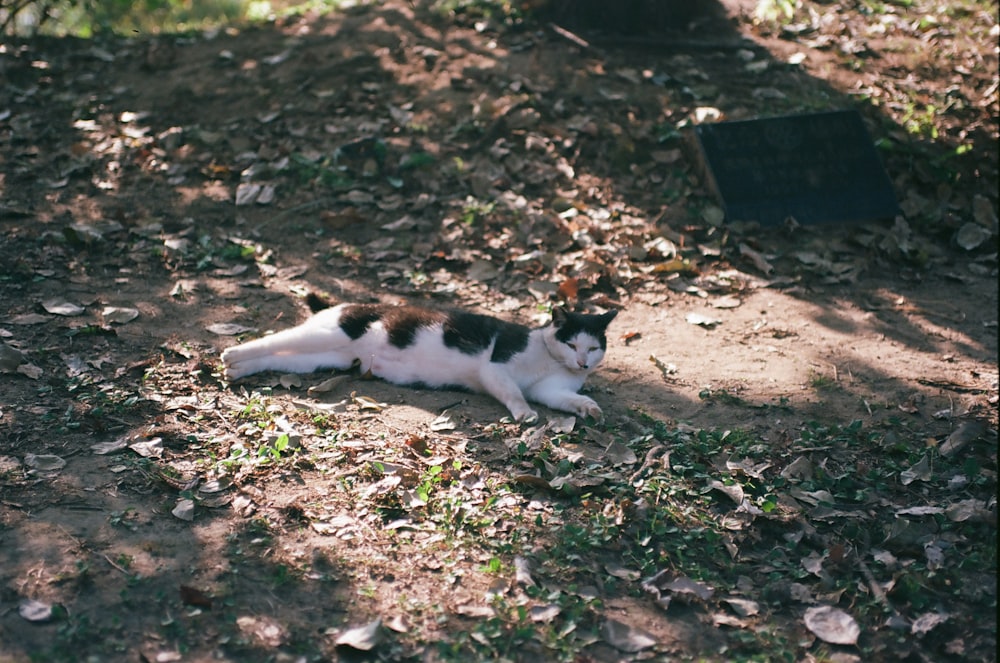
[307,375,350,395]
[101,307,139,324]
[804,605,860,645]
[16,363,43,379]
[945,498,991,523]
[42,299,85,316]
[605,440,637,466]
[19,599,54,623]
[709,479,745,504]
[352,393,387,411]
[235,182,262,206]
[911,611,949,636]
[382,215,418,231]
[232,493,256,517]
[129,438,164,458]
[24,454,66,474]
[430,414,456,432]
[711,296,742,309]
[514,556,535,586]
[939,419,987,457]
[335,618,383,651]
[172,498,195,521]
[91,438,130,455]
[801,551,827,577]
[512,473,553,490]
[712,611,751,628]
[972,194,997,228]
[900,454,932,485]
[955,223,991,251]
[620,331,641,345]
[0,343,27,373]
[548,415,576,434]
[363,474,402,498]
[343,190,374,205]
[207,323,256,336]
[256,184,276,205]
[7,313,49,325]
[723,597,760,617]
[686,312,721,328]
[529,604,561,623]
[604,563,640,581]
[601,618,657,652]
[556,277,579,302]
[279,374,302,389]
[663,575,715,601]
[0,456,23,474]
[739,243,774,275]
[896,505,945,516]
[237,615,288,647]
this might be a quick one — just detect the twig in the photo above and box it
[102,553,131,576]
[55,524,132,576]
[548,23,591,50]
[629,445,670,484]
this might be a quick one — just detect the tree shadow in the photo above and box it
[0,0,996,660]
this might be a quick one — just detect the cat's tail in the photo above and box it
[306,292,334,313]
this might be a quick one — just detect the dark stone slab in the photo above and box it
[693,110,900,226]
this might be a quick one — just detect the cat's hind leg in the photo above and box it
[222,309,356,379]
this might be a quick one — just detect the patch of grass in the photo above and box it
[808,372,839,391]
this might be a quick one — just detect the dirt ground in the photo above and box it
[1,1,997,661]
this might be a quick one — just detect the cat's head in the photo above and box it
[547,308,618,373]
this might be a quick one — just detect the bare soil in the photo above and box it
[1,1,997,661]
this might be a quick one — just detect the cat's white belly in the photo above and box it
[368,332,484,390]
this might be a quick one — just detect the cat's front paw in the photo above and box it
[573,398,603,421]
[510,406,539,424]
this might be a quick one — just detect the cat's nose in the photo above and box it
[577,359,588,369]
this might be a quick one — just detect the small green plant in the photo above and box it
[257,433,292,463]
[108,508,139,530]
[461,196,495,225]
[754,0,800,24]
[479,556,503,574]
[901,102,940,140]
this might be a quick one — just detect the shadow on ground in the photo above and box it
[1,1,996,660]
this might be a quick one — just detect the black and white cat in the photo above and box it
[221,298,618,422]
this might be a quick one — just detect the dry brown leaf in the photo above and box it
[556,277,579,302]
[803,605,860,645]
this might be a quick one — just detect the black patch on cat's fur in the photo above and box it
[340,304,444,346]
[443,312,530,362]
[339,305,382,340]
[553,310,618,350]
[382,307,445,349]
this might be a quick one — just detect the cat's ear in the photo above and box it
[598,309,618,328]
[551,306,569,327]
